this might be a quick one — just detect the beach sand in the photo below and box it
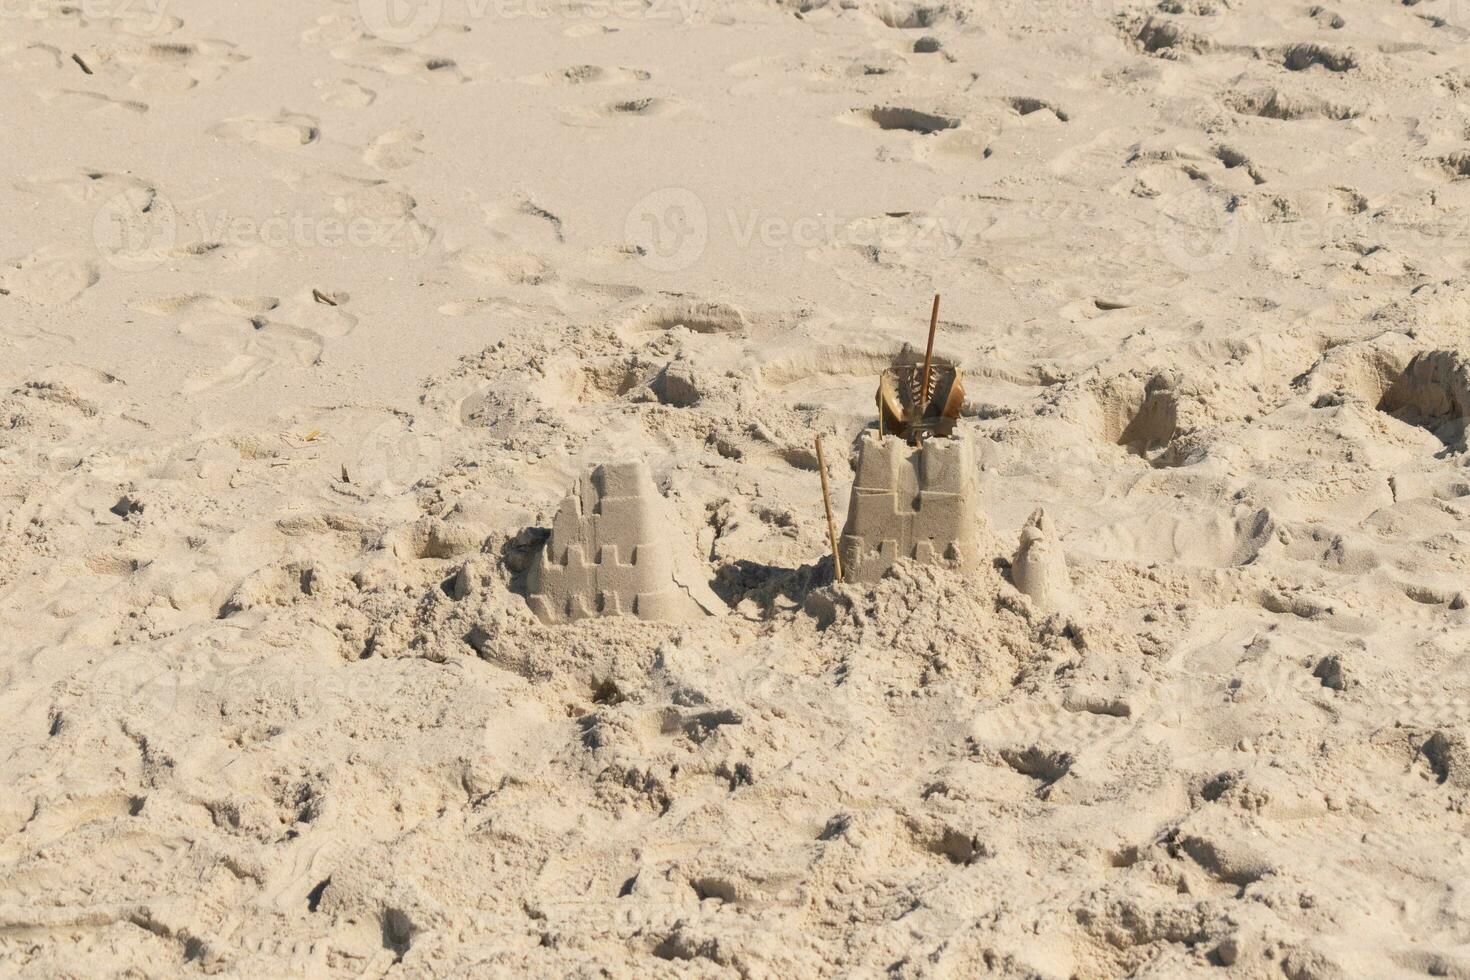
[3,0,1470,974]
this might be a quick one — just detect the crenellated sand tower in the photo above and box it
[838,431,988,583]
[526,461,716,624]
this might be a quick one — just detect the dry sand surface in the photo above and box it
[4,0,1470,975]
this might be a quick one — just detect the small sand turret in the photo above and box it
[526,461,718,624]
[1011,508,1071,614]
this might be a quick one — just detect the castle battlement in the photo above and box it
[526,461,712,624]
[838,432,989,583]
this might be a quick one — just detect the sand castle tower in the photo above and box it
[837,431,988,583]
[1012,508,1072,615]
[526,461,718,624]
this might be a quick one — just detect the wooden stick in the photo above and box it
[815,435,843,582]
[920,293,940,408]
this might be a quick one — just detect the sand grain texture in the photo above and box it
[3,0,1470,975]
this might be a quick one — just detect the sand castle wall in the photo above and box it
[838,432,987,583]
[526,461,712,624]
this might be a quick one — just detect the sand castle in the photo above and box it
[837,430,986,583]
[530,297,1010,606]
[525,460,717,624]
[812,295,986,584]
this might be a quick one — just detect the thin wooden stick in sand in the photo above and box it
[920,293,940,407]
[815,435,843,582]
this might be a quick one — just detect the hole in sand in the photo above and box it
[1093,376,1183,465]
[927,828,984,865]
[381,907,414,961]
[1439,152,1470,179]
[1008,96,1069,122]
[690,877,738,902]
[1131,18,1208,56]
[1117,390,1179,460]
[591,678,626,705]
[1000,746,1073,788]
[629,299,747,335]
[1282,43,1356,72]
[1376,350,1470,448]
[1225,87,1357,121]
[858,106,960,134]
[875,2,946,28]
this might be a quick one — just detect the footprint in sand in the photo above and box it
[1006,96,1069,123]
[363,130,424,170]
[91,186,178,272]
[70,39,248,93]
[90,185,283,272]
[521,64,651,86]
[275,171,437,255]
[142,300,302,396]
[318,31,468,84]
[1223,87,1359,122]
[1278,42,1358,73]
[452,247,555,285]
[475,194,566,248]
[562,23,618,37]
[134,292,356,394]
[316,78,377,107]
[18,173,185,274]
[560,97,684,126]
[1,41,66,73]
[871,1,949,28]
[19,169,157,206]
[335,181,435,251]
[38,89,149,114]
[970,701,1137,779]
[0,250,100,306]
[134,293,280,319]
[842,105,961,135]
[208,110,321,149]
[107,9,186,37]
